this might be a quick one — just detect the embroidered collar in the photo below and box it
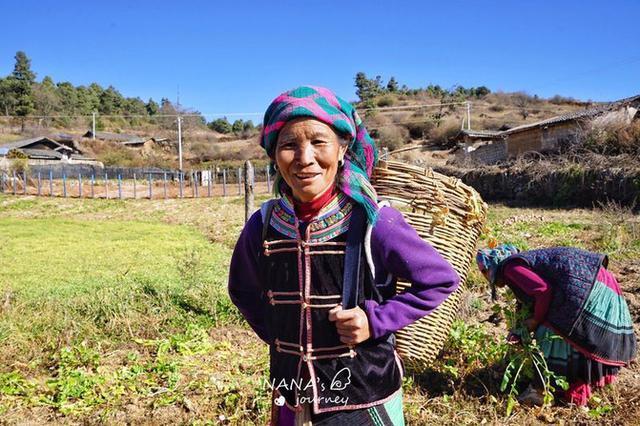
[271,192,353,242]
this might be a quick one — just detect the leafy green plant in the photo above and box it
[442,320,507,379]
[497,297,569,415]
[588,395,614,419]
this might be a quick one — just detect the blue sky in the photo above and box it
[1,0,639,121]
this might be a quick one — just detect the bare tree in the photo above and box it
[513,92,531,120]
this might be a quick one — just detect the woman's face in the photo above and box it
[275,118,348,202]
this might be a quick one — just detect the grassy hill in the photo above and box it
[0,89,602,170]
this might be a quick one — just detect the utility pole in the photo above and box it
[92,112,96,139]
[177,116,183,171]
[466,102,472,130]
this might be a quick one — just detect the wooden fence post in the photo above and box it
[104,172,109,199]
[179,171,184,198]
[49,169,53,197]
[223,169,227,196]
[148,173,152,199]
[133,173,137,199]
[78,173,83,198]
[244,161,254,223]
[118,174,122,199]
[207,169,212,197]
[91,174,95,198]
[23,170,27,195]
[12,171,16,195]
[192,171,198,198]
[237,167,242,195]
[63,171,67,197]
[37,172,41,196]
[163,172,167,199]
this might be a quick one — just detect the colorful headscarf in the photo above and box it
[261,86,379,224]
[476,244,520,299]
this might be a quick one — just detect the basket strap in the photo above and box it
[260,199,277,241]
[342,205,366,309]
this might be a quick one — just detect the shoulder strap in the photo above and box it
[342,205,366,309]
[260,199,277,241]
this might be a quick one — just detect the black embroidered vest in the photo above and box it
[259,195,402,413]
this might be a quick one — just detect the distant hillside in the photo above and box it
[352,72,597,153]
[1,56,606,169]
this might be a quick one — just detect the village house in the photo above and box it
[0,136,102,169]
[455,94,640,164]
[83,130,165,154]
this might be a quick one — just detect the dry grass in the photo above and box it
[1,194,638,424]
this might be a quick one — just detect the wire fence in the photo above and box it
[0,163,273,200]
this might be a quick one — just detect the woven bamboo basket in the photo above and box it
[371,160,488,371]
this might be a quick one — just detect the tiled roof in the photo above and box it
[20,148,64,159]
[84,131,142,142]
[0,136,65,150]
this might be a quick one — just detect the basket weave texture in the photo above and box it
[371,160,488,370]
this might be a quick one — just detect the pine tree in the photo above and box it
[232,119,244,133]
[33,75,60,117]
[146,98,159,115]
[208,117,232,134]
[386,77,399,93]
[9,51,36,124]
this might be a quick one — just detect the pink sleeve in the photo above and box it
[502,262,552,323]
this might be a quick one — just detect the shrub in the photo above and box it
[429,120,461,148]
[8,156,29,174]
[208,118,232,134]
[583,119,640,155]
[376,96,395,107]
[376,124,409,151]
[407,121,435,139]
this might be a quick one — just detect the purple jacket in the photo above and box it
[228,205,460,343]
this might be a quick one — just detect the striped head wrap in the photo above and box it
[476,244,520,299]
[261,86,379,224]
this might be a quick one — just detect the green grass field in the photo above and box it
[0,194,638,424]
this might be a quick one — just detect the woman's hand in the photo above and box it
[328,305,371,345]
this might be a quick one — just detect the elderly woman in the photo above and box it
[476,244,636,406]
[228,86,459,425]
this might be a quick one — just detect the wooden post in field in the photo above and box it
[179,171,184,198]
[63,171,67,197]
[237,167,242,195]
[37,172,41,196]
[148,173,152,199]
[192,171,198,198]
[49,169,53,197]
[133,173,137,199]
[244,161,254,223]
[104,172,109,199]
[207,169,212,197]
[78,173,83,198]
[91,174,95,198]
[12,171,16,195]
[118,174,122,199]
[163,172,167,199]
[223,169,227,196]
[22,171,27,195]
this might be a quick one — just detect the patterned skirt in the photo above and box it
[273,388,404,426]
[535,267,636,404]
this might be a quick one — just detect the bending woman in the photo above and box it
[228,86,459,425]
[477,244,636,406]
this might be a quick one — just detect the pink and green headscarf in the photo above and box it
[476,244,520,299]
[261,86,379,224]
